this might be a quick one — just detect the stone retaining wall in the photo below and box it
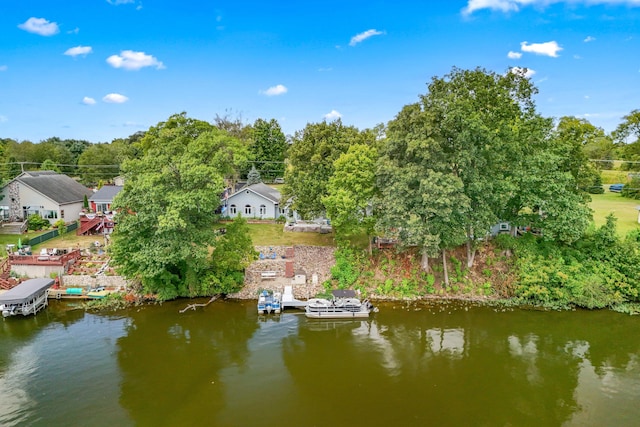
[61,274,129,290]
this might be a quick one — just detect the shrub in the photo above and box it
[27,214,50,231]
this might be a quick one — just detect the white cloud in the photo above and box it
[107,0,135,4]
[106,50,165,70]
[18,17,60,36]
[260,84,288,96]
[507,51,522,59]
[511,66,536,78]
[102,93,129,103]
[67,27,80,34]
[463,0,640,15]
[521,41,562,57]
[82,97,97,105]
[584,35,596,42]
[0,65,7,71]
[324,110,342,120]
[349,29,385,46]
[64,46,93,57]
[0,115,7,123]
[318,67,333,72]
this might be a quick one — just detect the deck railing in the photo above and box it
[9,249,82,266]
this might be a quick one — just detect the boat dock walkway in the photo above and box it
[281,285,308,310]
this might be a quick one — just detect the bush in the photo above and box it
[330,247,362,289]
[27,214,50,231]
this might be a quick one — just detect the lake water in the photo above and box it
[1,299,639,426]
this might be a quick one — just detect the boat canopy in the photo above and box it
[0,278,55,305]
[332,289,357,298]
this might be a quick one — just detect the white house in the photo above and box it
[0,171,94,224]
[222,182,286,220]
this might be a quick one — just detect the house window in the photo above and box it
[229,205,237,215]
[96,203,109,213]
[60,210,64,218]
[44,210,58,219]
[245,205,252,215]
[259,205,267,215]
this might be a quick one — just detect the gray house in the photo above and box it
[0,171,93,224]
[89,185,123,213]
[222,182,286,219]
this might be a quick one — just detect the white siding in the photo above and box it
[224,189,279,219]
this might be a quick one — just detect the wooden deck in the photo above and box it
[9,250,82,266]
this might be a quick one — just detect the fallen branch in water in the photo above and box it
[179,295,219,313]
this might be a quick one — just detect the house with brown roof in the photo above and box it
[0,171,93,225]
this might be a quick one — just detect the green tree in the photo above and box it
[614,110,640,171]
[207,217,257,293]
[322,143,378,251]
[110,113,249,300]
[54,219,67,238]
[246,166,262,185]
[250,118,287,181]
[77,143,121,185]
[284,119,365,219]
[40,159,60,172]
[613,109,640,144]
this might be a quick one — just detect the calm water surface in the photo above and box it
[0,299,639,426]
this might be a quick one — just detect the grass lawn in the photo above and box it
[601,169,631,184]
[590,188,640,236]
[0,230,105,256]
[246,223,336,246]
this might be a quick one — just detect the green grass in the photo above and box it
[246,223,336,246]
[601,169,630,184]
[589,188,640,236]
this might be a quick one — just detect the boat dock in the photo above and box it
[0,278,55,317]
[281,285,308,310]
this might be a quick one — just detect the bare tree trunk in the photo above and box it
[421,251,430,271]
[442,249,449,288]
[466,240,476,268]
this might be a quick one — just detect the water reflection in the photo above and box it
[1,300,640,426]
[116,299,259,426]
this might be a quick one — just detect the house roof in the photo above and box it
[229,182,281,204]
[15,171,93,205]
[90,185,123,202]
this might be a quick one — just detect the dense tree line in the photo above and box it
[3,66,640,307]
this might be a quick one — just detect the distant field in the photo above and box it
[590,187,639,236]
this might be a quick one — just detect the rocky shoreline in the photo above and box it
[227,245,336,300]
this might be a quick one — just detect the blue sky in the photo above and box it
[1,0,639,143]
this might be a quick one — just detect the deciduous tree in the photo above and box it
[323,143,378,251]
[250,118,287,181]
[110,113,251,300]
[284,119,365,219]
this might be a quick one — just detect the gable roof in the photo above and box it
[90,185,123,202]
[14,171,93,205]
[229,182,281,204]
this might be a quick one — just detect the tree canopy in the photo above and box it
[250,118,287,181]
[284,119,369,219]
[377,67,592,271]
[110,113,254,300]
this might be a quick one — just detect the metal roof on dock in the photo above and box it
[0,278,55,305]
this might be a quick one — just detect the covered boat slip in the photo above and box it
[0,278,55,317]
